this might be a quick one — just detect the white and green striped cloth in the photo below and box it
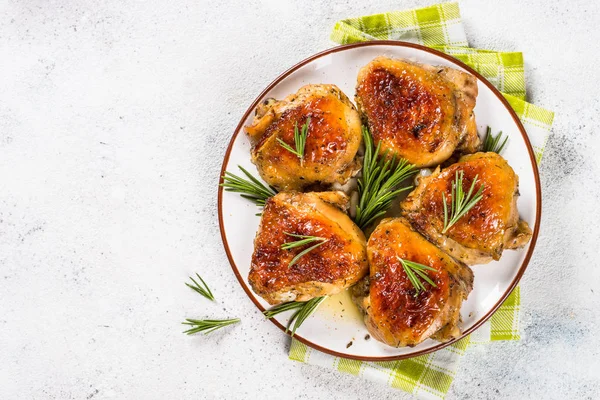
[289,3,554,399]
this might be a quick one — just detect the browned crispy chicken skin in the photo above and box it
[355,57,479,167]
[401,152,532,265]
[244,84,362,191]
[249,191,368,305]
[352,218,473,347]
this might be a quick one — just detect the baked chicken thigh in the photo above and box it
[355,57,479,167]
[401,152,532,265]
[352,218,473,347]
[249,191,368,305]
[245,84,362,191]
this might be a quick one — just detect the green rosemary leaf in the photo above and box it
[482,126,508,154]
[185,273,215,301]
[287,241,328,268]
[289,296,327,336]
[182,318,240,335]
[281,232,328,267]
[355,126,416,230]
[412,268,437,288]
[263,296,328,336]
[397,256,438,296]
[221,165,277,207]
[442,171,484,233]
[262,301,306,319]
[281,237,319,250]
[240,194,266,206]
[281,233,327,249]
[277,117,311,163]
[402,260,423,292]
[276,138,301,157]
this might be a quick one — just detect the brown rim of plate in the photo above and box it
[217,40,541,361]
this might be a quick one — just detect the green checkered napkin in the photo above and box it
[289,3,554,399]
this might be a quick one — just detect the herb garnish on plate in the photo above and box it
[277,117,311,164]
[482,126,508,154]
[281,232,328,268]
[263,296,328,337]
[442,170,484,233]
[355,126,416,230]
[397,256,438,296]
[221,165,277,207]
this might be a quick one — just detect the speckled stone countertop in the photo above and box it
[1,1,599,399]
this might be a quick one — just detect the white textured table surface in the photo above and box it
[1,1,599,399]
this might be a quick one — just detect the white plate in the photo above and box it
[218,42,540,361]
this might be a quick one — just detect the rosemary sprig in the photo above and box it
[182,318,240,335]
[221,165,277,207]
[185,273,215,301]
[442,170,484,233]
[263,296,327,336]
[397,256,438,296]
[263,301,307,318]
[281,232,328,268]
[355,126,417,230]
[277,117,311,164]
[482,126,508,154]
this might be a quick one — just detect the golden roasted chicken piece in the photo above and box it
[249,191,368,305]
[401,152,532,265]
[355,57,479,167]
[244,84,362,191]
[352,218,473,347]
